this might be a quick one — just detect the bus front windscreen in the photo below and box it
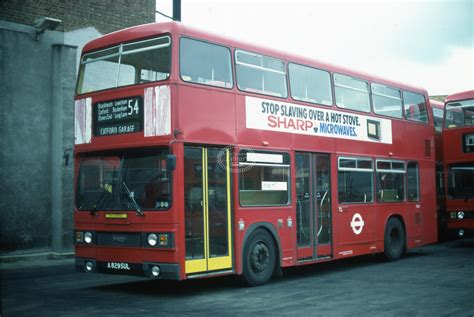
[444,99,474,128]
[448,163,474,199]
[76,150,172,211]
[77,35,171,94]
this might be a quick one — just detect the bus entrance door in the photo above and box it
[184,146,233,275]
[295,153,332,261]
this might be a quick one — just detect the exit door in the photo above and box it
[184,146,232,274]
[295,153,332,260]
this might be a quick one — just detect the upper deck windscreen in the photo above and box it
[77,35,171,95]
[445,99,474,128]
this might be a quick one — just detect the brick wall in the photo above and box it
[0,0,155,34]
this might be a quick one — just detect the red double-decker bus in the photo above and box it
[443,90,474,237]
[74,22,437,285]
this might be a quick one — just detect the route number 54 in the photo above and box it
[128,99,139,115]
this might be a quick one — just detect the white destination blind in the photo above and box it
[93,96,143,137]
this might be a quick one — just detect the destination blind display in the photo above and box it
[93,96,143,136]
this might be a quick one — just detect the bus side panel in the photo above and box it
[402,123,437,247]
[233,207,296,274]
[235,94,294,149]
[420,160,438,246]
[177,85,236,144]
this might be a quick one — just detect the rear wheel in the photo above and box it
[384,217,406,261]
[243,229,276,286]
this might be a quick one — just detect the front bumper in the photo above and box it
[447,218,474,231]
[75,258,180,280]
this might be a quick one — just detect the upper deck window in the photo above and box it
[180,38,233,89]
[288,63,332,106]
[371,83,403,118]
[403,91,428,123]
[445,99,474,128]
[235,50,288,98]
[334,74,371,113]
[432,107,444,132]
[77,36,171,94]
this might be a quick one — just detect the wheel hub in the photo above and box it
[389,228,400,252]
[250,242,270,274]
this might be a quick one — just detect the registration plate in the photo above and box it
[107,262,131,270]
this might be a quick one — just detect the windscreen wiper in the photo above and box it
[90,187,110,216]
[122,180,144,216]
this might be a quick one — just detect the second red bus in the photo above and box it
[443,90,474,236]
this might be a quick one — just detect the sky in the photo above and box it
[156,0,473,96]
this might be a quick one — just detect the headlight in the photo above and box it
[146,233,173,247]
[151,265,161,277]
[84,232,93,244]
[147,233,158,246]
[85,261,94,272]
[457,211,465,220]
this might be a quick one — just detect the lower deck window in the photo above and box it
[76,149,171,211]
[338,157,374,203]
[448,163,474,199]
[407,161,419,201]
[376,160,406,202]
[239,151,290,206]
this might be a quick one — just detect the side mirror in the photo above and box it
[63,148,73,167]
[166,154,176,171]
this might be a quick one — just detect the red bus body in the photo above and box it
[442,90,474,236]
[74,22,437,284]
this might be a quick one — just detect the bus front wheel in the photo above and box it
[384,217,406,261]
[243,229,276,286]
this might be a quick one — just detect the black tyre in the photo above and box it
[384,217,406,261]
[243,229,277,286]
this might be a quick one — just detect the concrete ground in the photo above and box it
[2,238,473,316]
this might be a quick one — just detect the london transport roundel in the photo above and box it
[351,213,365,235]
